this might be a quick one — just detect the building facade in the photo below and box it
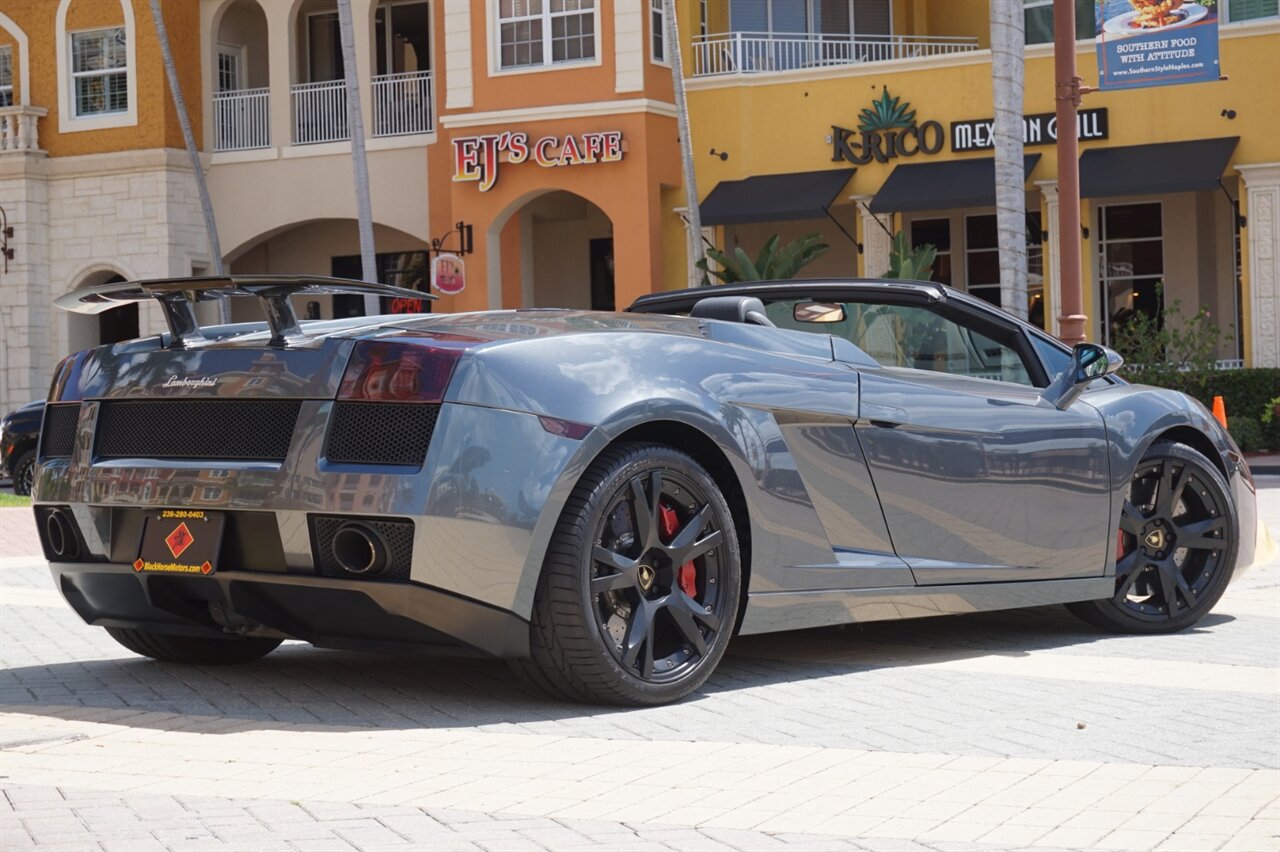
[1,0,1278,418]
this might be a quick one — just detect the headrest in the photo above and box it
[690,295,775,327]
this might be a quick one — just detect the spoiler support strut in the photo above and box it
[53,275,432,349]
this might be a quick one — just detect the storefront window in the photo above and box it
[1227,0,1279,22]
[965,212,1045,328]
[911,218,952,287]
[497,0,596,70]
[1098,202,1163,346]
[1023,0,1095,45]
[331,251,431,316]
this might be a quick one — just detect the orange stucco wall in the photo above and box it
[1,0,201,158]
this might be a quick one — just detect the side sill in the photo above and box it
[737,577,1114,635]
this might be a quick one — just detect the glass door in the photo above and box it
[1097,202,1164,347]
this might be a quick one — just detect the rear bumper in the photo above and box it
[50,561,530,658]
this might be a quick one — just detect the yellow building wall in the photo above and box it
[686,25,1280,344]
[2,0,202,158]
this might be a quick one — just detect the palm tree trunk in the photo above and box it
[337,0,378,314]
[665,0,706,283]
[991,0,1027,320]
[148,0,228,323]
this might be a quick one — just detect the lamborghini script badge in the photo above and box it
[162,375,218,390]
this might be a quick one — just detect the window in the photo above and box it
[71,28,128,117]
[376,1,430,75]
[307,12,343,81]
[0,46,12,107]
[730,0,891,35]
[1097,202,1163,346]
[331,251,431,316]
[216,44,244,93]
[765,298,1034,385]
[497,0,596,71]
[1023,0,1095,45]
[1227,0,1279,22]
[910,218,952,287]
[652,0,667,63]
[964,212,1046,328]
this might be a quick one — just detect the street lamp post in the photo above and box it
[1054,0,1089,344]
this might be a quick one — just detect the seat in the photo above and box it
[690,295,776,327]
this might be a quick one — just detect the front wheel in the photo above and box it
[1069,441,1237,634]
[106,628,282,665]
[516,443,741,705]
[11,450,35,497]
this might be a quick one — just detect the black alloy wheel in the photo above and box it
[517,443,741,705]
[1069,441,1237,633]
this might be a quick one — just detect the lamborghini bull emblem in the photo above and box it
[1144,529,1166,551]
[638,564,656,591]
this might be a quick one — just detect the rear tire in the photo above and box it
[1068,441,1237,634]
[515,443,741,706]
[106,628,281,665]
[11,450,35,497]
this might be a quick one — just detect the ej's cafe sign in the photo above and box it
[453,130,624,192]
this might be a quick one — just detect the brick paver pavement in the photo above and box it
[1,481,1277,852]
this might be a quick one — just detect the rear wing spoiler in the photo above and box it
[53,275,432,348]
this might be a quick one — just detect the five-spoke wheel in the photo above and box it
[1069,441,1237,633]
[517,443,741,705]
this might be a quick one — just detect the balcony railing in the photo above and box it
[0,106,48,153]
[692,32,981,77]
[372,70,434,137]
[212,87,270,152]
[292,79,348,145]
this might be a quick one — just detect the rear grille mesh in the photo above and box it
[95,400,301,461]
[40,404,81,459]
[325,402,439,467]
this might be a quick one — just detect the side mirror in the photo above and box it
[1040,343,1123,410]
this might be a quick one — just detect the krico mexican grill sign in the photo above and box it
[453,130,625,192]
[831,88,944,165]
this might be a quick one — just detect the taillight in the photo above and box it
[337,337,474,402]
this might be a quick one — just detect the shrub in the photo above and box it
[1227,416,1264,453]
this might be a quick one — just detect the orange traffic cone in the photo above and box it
[1212,395,1228,428]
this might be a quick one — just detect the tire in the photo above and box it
[514,443,742,706]
[1068,440,1238,634]
[11,450,35,497]
[106,627,282,665]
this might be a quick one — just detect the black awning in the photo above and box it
[1080,137,1239,198]
[699,168,856,226]
[869,154,1041,214]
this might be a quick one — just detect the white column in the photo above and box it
[263,1,293,148]
[444,2,474,109]
[1238,164,1280,368]
[853,196,892,278]
[1036,179,1061,337]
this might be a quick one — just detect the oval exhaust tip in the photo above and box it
[45,509,80,560]
[331,523,388,576]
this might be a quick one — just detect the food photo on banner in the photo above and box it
[1095,0,1221,89]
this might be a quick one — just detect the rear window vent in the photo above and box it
[324,402,439,467]
[40,404,82,459]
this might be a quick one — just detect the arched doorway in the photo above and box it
[497,191,615,310]
[66,271,138,352]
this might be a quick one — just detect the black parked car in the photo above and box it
[2,400,43,496]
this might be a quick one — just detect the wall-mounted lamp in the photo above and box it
[709,148,729,161]
[1081,226,1090,239]
[1220,108,1236,119]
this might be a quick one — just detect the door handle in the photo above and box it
[869,419,903,429]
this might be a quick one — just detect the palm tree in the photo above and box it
[148,0,227,322]
[665,0,706,282]
[337,0,378,314]
[990,0,1028,320]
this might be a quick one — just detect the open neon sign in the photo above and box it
[452,131,624,192]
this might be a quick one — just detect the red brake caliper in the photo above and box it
[659,504,699,598]
[1116,528,1127,561]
